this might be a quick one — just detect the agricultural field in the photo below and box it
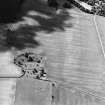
[14,8,105,105]
[0,0,105,105]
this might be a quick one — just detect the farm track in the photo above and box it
[93,15,105,60]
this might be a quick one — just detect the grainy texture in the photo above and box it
[1,0,105,105]
[14,7,105,105]
[46,8,105,98]
[14,78,52,105]
[0,78,16,105]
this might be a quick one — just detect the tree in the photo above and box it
[0,0,25,23]
[48,0,59,10]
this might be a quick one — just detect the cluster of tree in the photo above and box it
[47,0,73,9]
[87,0,105,16]
[72,0,105,16]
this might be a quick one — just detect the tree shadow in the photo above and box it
[0,0,74,52]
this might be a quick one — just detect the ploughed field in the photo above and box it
[1,6,105,105]
[0,78,16,105]
[14,8,105,105]
[37,8,105,104]
[43,8,105,98]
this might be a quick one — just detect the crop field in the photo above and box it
[13,8,105,105]
[0,0,105,105]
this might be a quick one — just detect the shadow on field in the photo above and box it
[0,0,73,52]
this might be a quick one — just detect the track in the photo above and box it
[93,14,105,60]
